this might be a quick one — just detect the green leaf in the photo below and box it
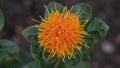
[42,51,57,64]
[17,49,34,63]
[31,44,42,62]
[71,3,92,21]
[82,53,90,62]
[2,57,23,68]
[0,9,4,32]
[75,61,90,68]
[87,17,109,44]
[31,44,57,64]
[40,62,54,68]
[84,35,94,50]
[81,35,94,57]
[22,26,39,42]
[64,61,90,68]
[44,2,64,18]
[58,62,66,68]
[22,26,56,64]
[65,50,82,65]
[0,39,19,61]
[22,61,41,68]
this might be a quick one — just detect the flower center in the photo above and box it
[56,27,67,36]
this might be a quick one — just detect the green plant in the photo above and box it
[22,2,109,68]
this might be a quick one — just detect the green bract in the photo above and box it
[44,2,64,18]
[22,2,109,68]
[71,3,92,21]
[87,17,109,44]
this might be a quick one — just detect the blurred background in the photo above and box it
[0,0,120,68]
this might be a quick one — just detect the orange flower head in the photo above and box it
[37,10,86,61]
